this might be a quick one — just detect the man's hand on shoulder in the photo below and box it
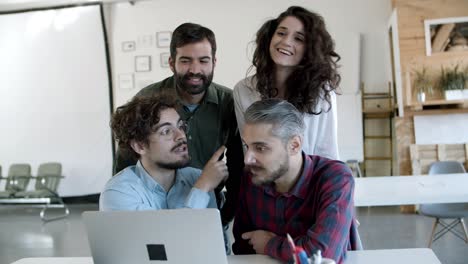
[241,230,276,254]
[194,146,228,192]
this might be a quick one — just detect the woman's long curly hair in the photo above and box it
[251,6,341,114]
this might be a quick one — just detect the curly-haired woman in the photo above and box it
[234,6,341,159]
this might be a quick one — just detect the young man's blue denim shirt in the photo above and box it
[100,161,217,211]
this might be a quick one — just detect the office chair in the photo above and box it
[419,161,468,247]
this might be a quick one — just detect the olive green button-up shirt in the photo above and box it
[114,76,244,224]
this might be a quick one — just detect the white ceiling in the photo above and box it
[0,0,148,12]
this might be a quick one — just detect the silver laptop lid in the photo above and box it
[83,209,227,264]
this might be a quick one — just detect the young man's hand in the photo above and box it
[242,230,276,254]
[194,146,228,192]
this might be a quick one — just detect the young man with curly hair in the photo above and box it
[100,95,227,211]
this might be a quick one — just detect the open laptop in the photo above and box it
[83,209,228,264]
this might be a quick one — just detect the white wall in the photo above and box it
[109,0,392,106]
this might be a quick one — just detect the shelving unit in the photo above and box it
[361,83,396,176]
[409,99,468,112]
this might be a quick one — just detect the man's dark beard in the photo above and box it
[156,141,190,170]
[174,71,214,95]
[156,158,190,170]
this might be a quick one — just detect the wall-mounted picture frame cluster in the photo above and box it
[424,16,468,56]
[135,55,151,72]
[120,31,172,72]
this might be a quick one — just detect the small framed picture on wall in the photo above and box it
[118,73,134,90]
[135,55,151,72]
[156,31,172,48]
[424,16,468,56]
[160,52,170,68]
[121,41,136,52]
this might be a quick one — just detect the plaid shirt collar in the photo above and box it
[262,152,313,199]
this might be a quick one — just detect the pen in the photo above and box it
[286,234,298,263]
[287,234,310,264]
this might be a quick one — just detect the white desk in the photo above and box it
[344,248,440,264]
[10,248,441,264]
[354,173,468,207]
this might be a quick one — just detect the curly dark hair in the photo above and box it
[251,6,341,114]
[111,94,177,160]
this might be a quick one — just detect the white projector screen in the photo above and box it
[0,4,113,196]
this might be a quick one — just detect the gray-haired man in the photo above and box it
[233,99,360,264]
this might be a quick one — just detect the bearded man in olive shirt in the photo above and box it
[114,23,244,252]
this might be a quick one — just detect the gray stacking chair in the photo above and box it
[0,164,31,198]
[13,162,69,221]
[419,161,468,247]
[15,162,63,198]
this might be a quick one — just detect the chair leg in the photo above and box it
[434,219,462,241]
[460,218,468,243]
[432,219,467,244]
[40,203,70,222]
[428,218,439,248]
[39,198,70,222]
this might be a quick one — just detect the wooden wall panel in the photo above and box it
[395,116,414,175]
[393,0,468,90]
[392,0,468,179]
[410,143,468,174]
[394,116,417,213]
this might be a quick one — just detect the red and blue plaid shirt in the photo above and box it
[232,153,359,264]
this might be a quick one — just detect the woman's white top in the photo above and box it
[233,76,339,160]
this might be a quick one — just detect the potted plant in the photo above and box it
[413,67,433,103]
[439,65,466,100]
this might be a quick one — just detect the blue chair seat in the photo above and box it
[420,203,468,218]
